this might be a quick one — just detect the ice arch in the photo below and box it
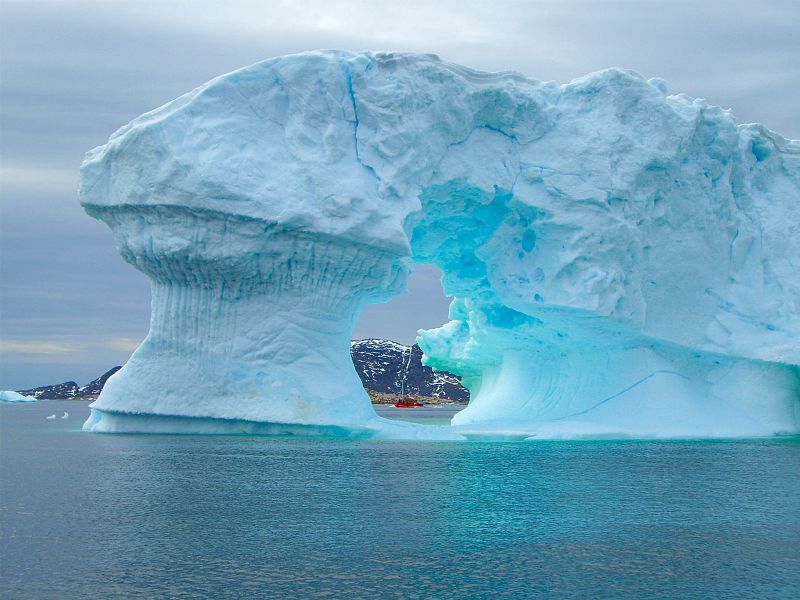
[81,51,800,439]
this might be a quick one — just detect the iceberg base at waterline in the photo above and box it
[82,406,471,440]
[81,404,800,441]
[83,341,799,441]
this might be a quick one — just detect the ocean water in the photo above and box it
[1,400,799,599]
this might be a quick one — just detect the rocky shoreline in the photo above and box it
[366,390,466,405]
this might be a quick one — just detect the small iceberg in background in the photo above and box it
[61,412,69,419]
[46,414,57,420]
[0,390,37,403]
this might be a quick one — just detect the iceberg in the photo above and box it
[80,51,800,439]
[1,390,37,403]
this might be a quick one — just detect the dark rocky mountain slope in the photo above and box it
[350,339,469,402]
[18,367,122,400]
[17,342,469,402]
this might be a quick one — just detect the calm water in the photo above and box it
[2,401,799,599]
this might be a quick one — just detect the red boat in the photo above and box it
[394,396,424,408]
[394,348,424,407]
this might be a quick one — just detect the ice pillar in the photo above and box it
[83,206,406,432]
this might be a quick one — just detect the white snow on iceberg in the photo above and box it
[79,51,800,439]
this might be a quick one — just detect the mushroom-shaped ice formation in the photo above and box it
[80,51,800,438]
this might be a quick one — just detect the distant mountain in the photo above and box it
[18,380,80,400]
[16,341,470,402]
[18,367,121,400]
[79,366,122,395]
[350,339,469,402]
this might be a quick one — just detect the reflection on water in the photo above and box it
[2,400,799,599]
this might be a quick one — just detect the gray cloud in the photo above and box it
[1,0,797,388]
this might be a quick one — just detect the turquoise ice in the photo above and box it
[79,51,800,438]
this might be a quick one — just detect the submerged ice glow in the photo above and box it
[79,51,800,439]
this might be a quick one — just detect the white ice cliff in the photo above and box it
[80,51,800,439]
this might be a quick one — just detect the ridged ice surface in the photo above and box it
[80,51,800,438]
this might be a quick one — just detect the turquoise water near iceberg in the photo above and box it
[2,400,799,598]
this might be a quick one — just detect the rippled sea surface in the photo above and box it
[2,400,799,599]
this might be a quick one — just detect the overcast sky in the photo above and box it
[1,0,798,389]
